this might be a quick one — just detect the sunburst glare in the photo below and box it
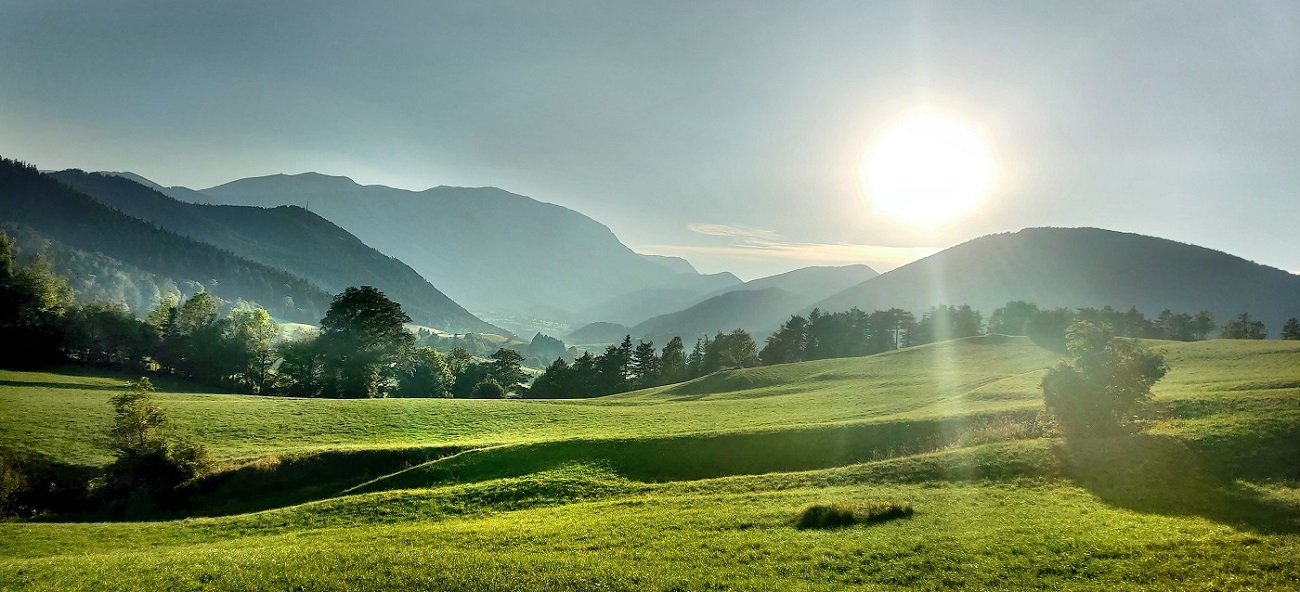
[863,112,994,225]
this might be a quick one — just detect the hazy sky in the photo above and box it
[3,1,1298,279]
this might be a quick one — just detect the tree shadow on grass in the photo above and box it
[1054,433,1300,535]
[174,446,467,518]
[0,378,128,391]
[28,446,466,523]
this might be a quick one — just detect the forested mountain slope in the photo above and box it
[0,158,329,323]
[814,227,1300,331]
[56,171,500,334]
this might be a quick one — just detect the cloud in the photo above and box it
[644,223,941,273]
[686,223,783,241]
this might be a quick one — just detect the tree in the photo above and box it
[631,340,661,388]
[658,336,687,385]
[275,336,325,397]
[988,301,1040,335]
[451,361,491,398]
[60,302,155,369]
[528,357,572,398]
[487,348,528,393]
[1041,322,1167,435]
[1190,310,1217,340]
[396,346,454,397]
[1220,312,1266,339]
[107,378,169,454]
[865,308,913,353]
[101,378,209,508]
[761,315,808,365]
[224,305,278,393]
[702,329,758,373]
[175,292,218,335]
[0,236,73,368]
[444,347,474,375]
[685,337,707,379]
[1283,318,1300,340]
[1025,307,1076,350]
[470,378,506,399]
[912,305,984,345]
[316,286,414,398]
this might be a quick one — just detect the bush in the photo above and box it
[795,500,913,529]
[0,449,26,517]
[1042,321,1167,436]
[470,378,507,399]
[97,378,210,510]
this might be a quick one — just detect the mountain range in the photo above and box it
[0,158,331,324]
[51,170,500,335]
[6,155,1298,347]
[166,173,735,335]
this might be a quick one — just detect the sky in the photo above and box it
[2,0,1298,279]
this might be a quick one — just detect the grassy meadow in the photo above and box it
[2,336,1299,590]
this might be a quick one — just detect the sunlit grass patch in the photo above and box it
[794,499,913,529]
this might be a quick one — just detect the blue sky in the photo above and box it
[3,0,1297,279]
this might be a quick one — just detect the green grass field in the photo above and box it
[2,336,1299,590]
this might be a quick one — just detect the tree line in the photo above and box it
[528,328,761,398]
[6,226,1297,399]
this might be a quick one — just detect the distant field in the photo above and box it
[2,337,1298,590]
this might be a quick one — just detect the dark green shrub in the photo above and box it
[470,378,506,399]
[1042,322,1167,435]
[97,378,210,511]
[796,500,913,529]
[0,449,26,517]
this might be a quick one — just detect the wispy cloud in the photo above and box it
[686,223,783,241]
[642,223,941,273]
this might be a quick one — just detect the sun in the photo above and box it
[863,112,993,225]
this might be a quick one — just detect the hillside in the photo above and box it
[576,264,873,329]
[55,171,501,334]
[2,338,1298,589]
[639,253,698,274]
[706,264,878,301]
[815,227,1300,331]
[629,287,810,342]
[563,321,633,346]
[0,158,330,323]
[188,173,734,332]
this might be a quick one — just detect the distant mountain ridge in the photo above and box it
[571,264,877,336]
[184,172,735,335]
[813,227,1300,333]
[56,171,501,334]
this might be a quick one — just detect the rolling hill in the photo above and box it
[180,173,734,332]
[54,170,501,334]
[0,157,330,323]
[814,227,1300,332]
[2,337,1298,589]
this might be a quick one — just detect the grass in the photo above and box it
[0,337,1061,466]
[795,499,914,529]
[1,336,1299,590]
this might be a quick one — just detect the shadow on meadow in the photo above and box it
[1055,433,1300,535]
[174,446,466,518]
[353,412,1041,494]
[0,378,129,392]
